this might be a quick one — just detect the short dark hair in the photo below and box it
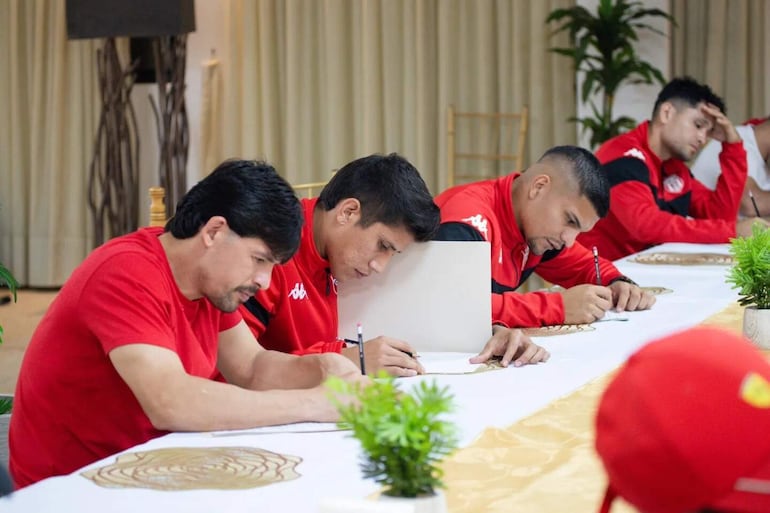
[317,153,440,242]
[539,145,610,218]
[652,76,726,118]
[165,159,302,263]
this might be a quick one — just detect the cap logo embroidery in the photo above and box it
[740,372,770,408]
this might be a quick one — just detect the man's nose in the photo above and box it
[562,229,579,248]
[369,253,394,274]
[254,265,274,289]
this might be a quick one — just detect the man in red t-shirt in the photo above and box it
[10,160,366,488]
[241,154,550,376]
[579,77,769,261]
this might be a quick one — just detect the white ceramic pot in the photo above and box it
[743,306,770,350]
[379,490,447,513]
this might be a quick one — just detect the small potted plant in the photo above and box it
[727,223,770,348]
[327,375,458,512]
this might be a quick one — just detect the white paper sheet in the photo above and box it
[209,422,346,437]
[416,352,484,375]
[338,241,492,353]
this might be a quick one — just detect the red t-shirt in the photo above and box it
[10,227,240,487]
[240,198,345,354]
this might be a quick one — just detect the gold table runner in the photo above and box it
[442,303,744,513]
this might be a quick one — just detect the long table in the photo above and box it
[0,243,741,512]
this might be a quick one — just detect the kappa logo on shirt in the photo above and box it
[288,282,308,300]
[623,148,646,162]
[461,214,489,239]
[663,175,685,194]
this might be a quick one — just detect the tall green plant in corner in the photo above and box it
[547,0,675,148]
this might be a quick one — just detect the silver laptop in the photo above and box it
[337,241,491,353]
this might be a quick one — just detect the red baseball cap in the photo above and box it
[596,327,770,513]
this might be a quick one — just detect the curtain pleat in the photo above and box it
[221,0,576,194]
[671,0,769,123]
[0,1,100,286]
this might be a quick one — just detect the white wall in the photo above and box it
[576,0,671,147]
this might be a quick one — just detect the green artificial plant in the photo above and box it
[0,262,18,345]
[728,223,770,309]
[0,262,18,414]
[327,374,458,498]
[546,0,675,148]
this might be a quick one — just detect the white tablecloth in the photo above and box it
[1,243,739,512]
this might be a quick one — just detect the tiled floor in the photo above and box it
[0,290,58,394]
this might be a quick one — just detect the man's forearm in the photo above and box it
[148,374,332,431]
[246,350,327,390]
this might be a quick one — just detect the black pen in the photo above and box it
[593,246,602,286]
[343,338,414,359]
[356,323,366,375]
[749,190,762,218]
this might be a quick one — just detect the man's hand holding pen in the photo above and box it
[341,335,423,377]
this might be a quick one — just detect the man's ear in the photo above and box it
[658,101,676,124]
[201,216,228,247]
[335,198,361,225]
[529,174,551,200]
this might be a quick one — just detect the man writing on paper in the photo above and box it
[579,77,769,261]
[435,145,654,327]
[10,161,367,488]
[240,154,550,376]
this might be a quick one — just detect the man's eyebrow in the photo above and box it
[382,238,402,253]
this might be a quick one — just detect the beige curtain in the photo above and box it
[0,0,100,287]
[201,56,224,175]
[221,0,576,194]
[671,0,770,123]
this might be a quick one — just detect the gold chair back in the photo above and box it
[292,181,329,199]
[447,105,529,189]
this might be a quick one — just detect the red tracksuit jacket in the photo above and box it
[578,121,746,260]
[435,173,624,327]
[240,198,345,355]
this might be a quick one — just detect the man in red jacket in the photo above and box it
[241,154,550,376]
[579,77,768,261]
[435,145,654,328]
